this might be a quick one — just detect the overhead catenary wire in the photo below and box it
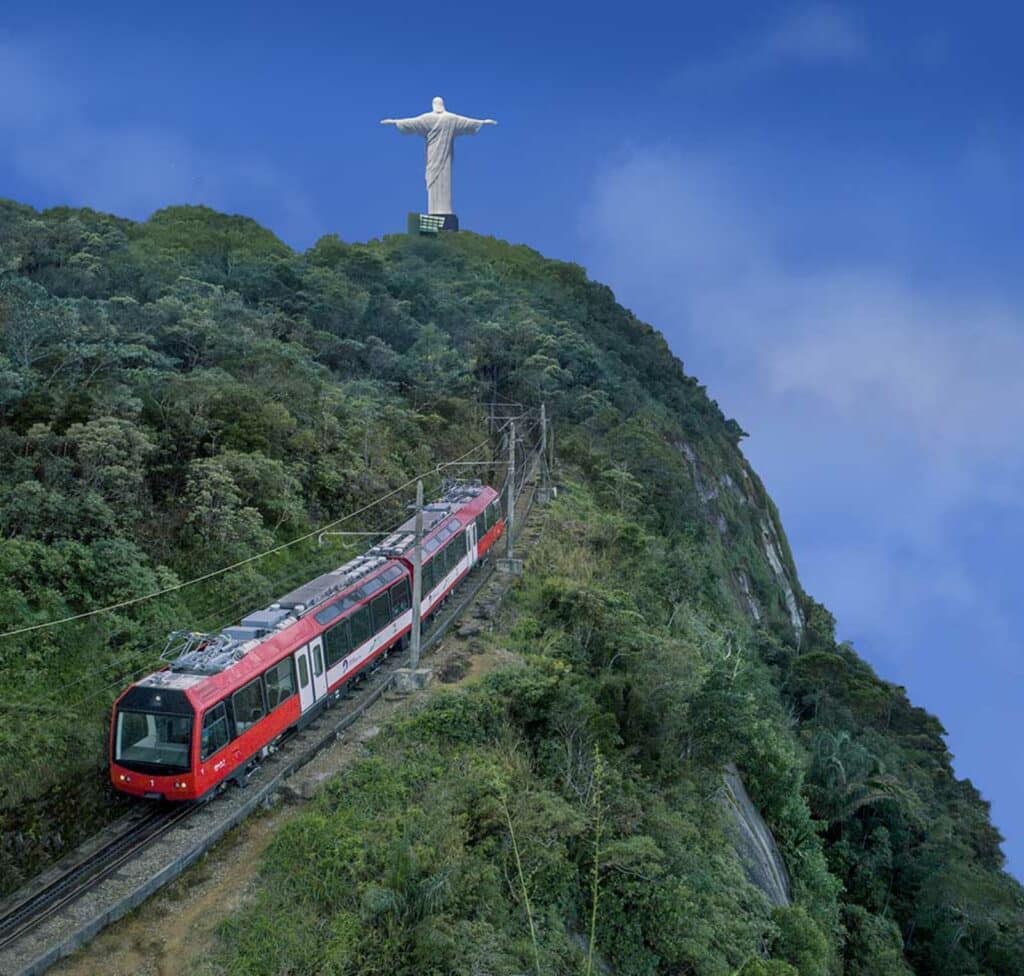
[2,435,509,711]
[0,437,493,641]
[25,553,342,705]
[0,428,545,719]
[0,444,507,714]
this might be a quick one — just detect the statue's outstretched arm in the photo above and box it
[383,115,432,134]
[451,115,498,135]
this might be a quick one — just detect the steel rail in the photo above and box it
[0,804,196,951]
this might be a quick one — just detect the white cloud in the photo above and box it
[763,4,868,62]
[676,3,868,89]
[585,149,1024,469]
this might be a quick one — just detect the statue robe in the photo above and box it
[394,111,485,214]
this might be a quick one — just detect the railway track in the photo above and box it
[0,804,195,952]
[0,447,544,974]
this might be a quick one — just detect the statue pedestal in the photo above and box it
[407,213,459,235]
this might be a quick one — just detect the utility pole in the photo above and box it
[539,403,551,503]
[548,413,555,477]
[506,420,516,560]
[409,479,424,671]
[498,420,523,575]
[395,479,430,691]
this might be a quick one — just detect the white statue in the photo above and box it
[381,96,497,215]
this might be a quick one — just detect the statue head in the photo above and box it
[432,96,445,113]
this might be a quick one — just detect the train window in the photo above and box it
[382,566,403,583]
[324,619,351,668]
[297,654,309,689]
[362,576,385,597]
[475,513,485,538]
[265,659,296,709]
[115,711,192,772]
[200,703,231,761]
[315,601,343,627]
[350,606,372,647]
[390,579,411,615]
[424,536,440,554]
[232,678,266,735]
[313,643,324,677]
[371,592,391,631]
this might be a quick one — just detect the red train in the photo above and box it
[110,482,504,801]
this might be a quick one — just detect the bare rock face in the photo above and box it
[736,570,762,623]
[760,518,804,640]
[720,763,791,907]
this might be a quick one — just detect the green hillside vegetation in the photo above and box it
[0,200,1020,974]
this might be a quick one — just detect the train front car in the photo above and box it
[110,672,203,800]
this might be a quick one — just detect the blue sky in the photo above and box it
[2,1,1022,876]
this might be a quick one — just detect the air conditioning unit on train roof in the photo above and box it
[276,554,387,614]
[370,531,415,557]
[223,625,262,642]
[239,607,292,633]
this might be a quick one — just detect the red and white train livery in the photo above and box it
[110,482,504,801]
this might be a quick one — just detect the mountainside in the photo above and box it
[0,200,1021,974]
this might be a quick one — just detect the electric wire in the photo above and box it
[0,437,505,712]
[0,437,492,641]
[0,423,540,720]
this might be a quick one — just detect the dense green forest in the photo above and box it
[0,200,1020,973]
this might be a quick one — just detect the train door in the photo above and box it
[466,522,478,568]
[294,643,327,714]
[309,637,328,700]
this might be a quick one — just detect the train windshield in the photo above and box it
[115,710,192,772]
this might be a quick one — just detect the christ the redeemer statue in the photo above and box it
[381,96,497,215]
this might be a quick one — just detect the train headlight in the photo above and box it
[119,774,130,782]
[174,780,188,790]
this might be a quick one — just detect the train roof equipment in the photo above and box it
[155,481,489,678]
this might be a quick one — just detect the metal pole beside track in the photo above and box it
[539,403,551,503]
[497,421,524,575]
[409,479,424,671]
[506,420,515,561]
[548,407,557,475]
